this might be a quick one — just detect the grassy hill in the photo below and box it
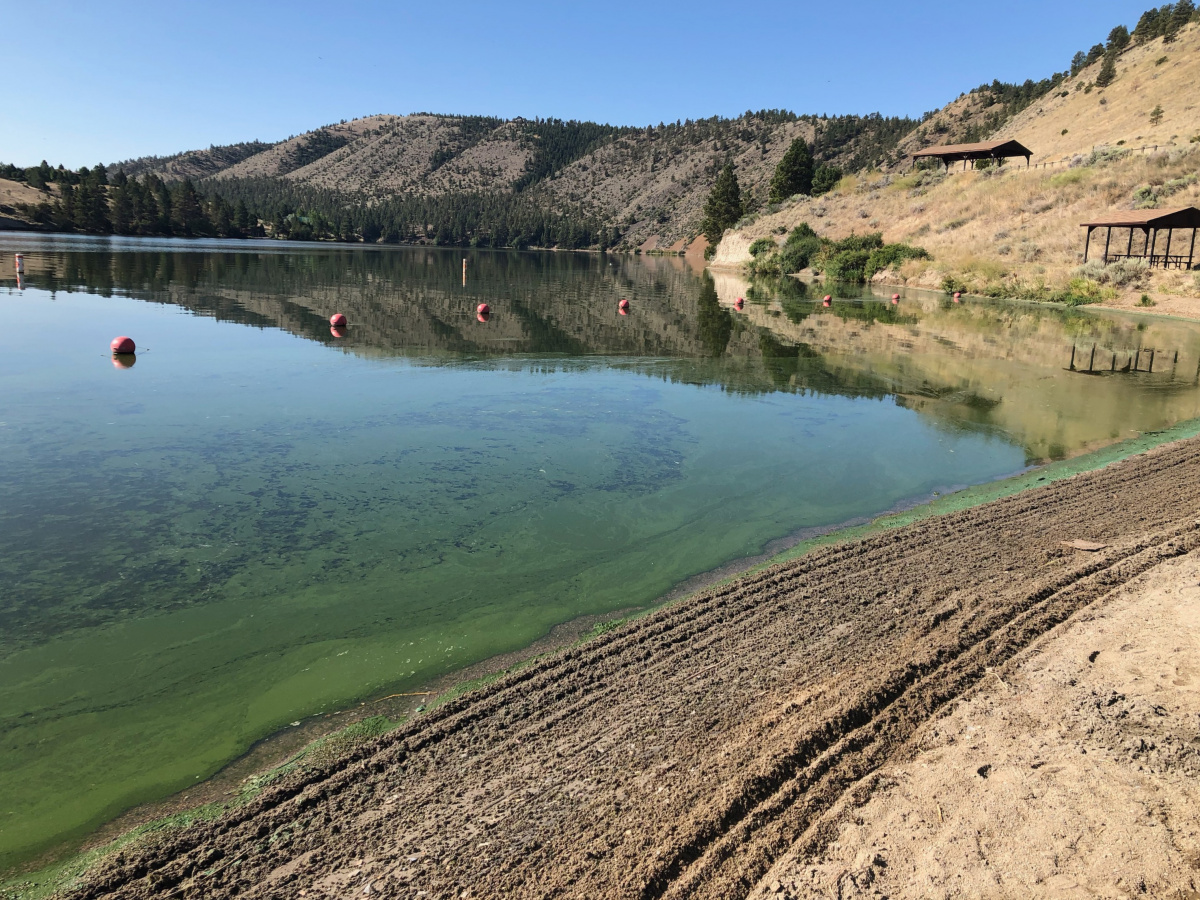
[713,21,1200,314]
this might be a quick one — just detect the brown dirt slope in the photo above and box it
[66,436,1200,899]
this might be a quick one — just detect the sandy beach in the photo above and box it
[55,432,1200,899]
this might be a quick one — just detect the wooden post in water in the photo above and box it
[1149,348,1155,372]
[1069,344,1077,370]
[1088,344,1096,372]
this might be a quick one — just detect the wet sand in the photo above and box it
[66,436,1200,899]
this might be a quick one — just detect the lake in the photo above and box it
[3,234,1200,869]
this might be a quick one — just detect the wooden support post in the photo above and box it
[1149,349,1155,372]
[1089,344,1096,372]
[1069,344,1077,370]
[1135,349,1141,371]
[1150,228,1158,267]
[1189,228,1196,270]
[1084,227,1093,262]
[1103,226,1112,263]
[1165,229,1173,267]
[1111,352,1116,372]
[1127,227,1134,257]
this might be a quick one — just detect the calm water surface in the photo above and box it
[3,235,1200,867]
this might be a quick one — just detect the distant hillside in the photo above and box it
[114,140,276,181]
[3,3,1194,252]
[106,110,917,249]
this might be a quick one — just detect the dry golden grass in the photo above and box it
[713,22,1200,318]
[0,178,49,209]
[997,23,1200,164]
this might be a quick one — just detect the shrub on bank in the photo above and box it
[748,224,930,283]
[748,237,777,257]
[1073,257,1150,288]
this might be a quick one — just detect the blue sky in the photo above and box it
[2,0,1147,168]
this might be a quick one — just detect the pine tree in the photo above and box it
[170,179,207,236]
[110,172,134,234]
[233,199,250,232]
[1107,24,1131,52]
[1095,52,1118,87]
[812,164,843,196]
[1170,0,1194,34]
[1070,50,1087,75]
[1134,7,1163,43]
[768,138,814,203]
[701,162,743,245]
[56,182,76,231]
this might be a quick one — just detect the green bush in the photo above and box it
[824,249,874,281]
[748,237,776,257]
[864,243,930,276]
[941,274,969,294]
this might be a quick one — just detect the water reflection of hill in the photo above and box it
[9,242,1200,460]
[8,245,894,400]
[716,274,1200,461]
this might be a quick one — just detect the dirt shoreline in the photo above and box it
[51,430,1200,899]
[754,551,1200,898]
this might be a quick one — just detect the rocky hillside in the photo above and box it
[99,111,915,249]
[712,21,1200,314]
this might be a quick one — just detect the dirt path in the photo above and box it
[68,438,1200,900]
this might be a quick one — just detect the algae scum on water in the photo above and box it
[3,236,1200,869]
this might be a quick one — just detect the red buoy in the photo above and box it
[618,298,630,311]
[110,336,135,354]
[476,311,491,323]
[953,291,962,303]
[891,294,900,305]
[822,294,831,307]
[477,303,490,315]
[330,326,347,338]
[330,313,347,327]
[734,297,744,310]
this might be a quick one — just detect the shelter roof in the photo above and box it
[1078,207,1200,228]
[912,139,1031,159]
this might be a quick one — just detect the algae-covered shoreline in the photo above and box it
[9,414,1200,898]
[43,421,1200,899]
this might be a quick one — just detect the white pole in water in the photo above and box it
[14,253,24,275]
[462,257,467,286]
